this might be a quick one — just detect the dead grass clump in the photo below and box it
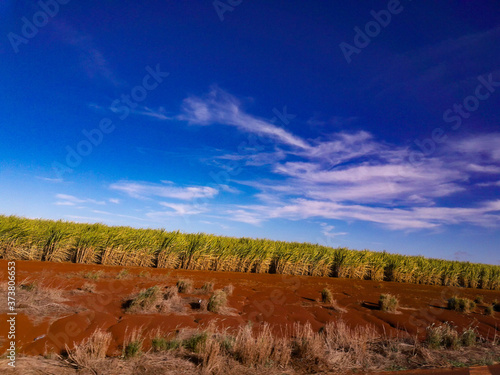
[82,270,104,280]
[320,287,333,303]
[485,305,494,316]
[0,278,70,320]
[323,320,378,368]
[78,282,96,293]
[176,279,194,294]
[233,323,291,368]
[200,282,214,294]
[125,286,162,313]
[329,300,347,313]
[222,284,234,296]
[474,295,484,304]
[425,323,461,349]
[164,286,178,299]
[116,269,129,279]
[448,296,476,313]
[379,294,399,312]
[292,322,324,364]
[207,290,227,313]
[65,329,112,371]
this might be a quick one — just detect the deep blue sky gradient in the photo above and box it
[1,0,499,264]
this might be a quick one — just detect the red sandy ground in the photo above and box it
[1,259,500,374]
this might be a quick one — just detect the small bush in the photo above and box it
[379,294,399,312]
[485,305,494,316]
[164,286,178,300]
[123,329,143,359]
[126,286,161,313]
[426,323,460,349]
[151,337,180,352]
[116,269,129,279]
[208,290,228,313]
[201,282,214,294]
[79,282,96,293]
[20,282,38,292]
[222,284,234,296]
[474,295,484,304]
[83,271,103,280]
[461,327,477,347]
[138,271,150,278]
[176,279,194,294]
[65,330,112,370]
[448,296,476,313]
[123,340,142,358]
[321,288,333,303]
[183,332,208,353]
[493,301,500,312]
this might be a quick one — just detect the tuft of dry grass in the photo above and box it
[65,329,112,372]
[320,287,333,303]
[123,328,144,359]
[485,305,494,316]
[82,270,104,280]
[207,290,227,313]
[0,278,71,321]
[125,286,162,313]
[200,282,214,294]
[78,282,96,293]
[379,293,399,312]
[448,296,476,313]
[222,284,234,296]
[116,269,129,279]
[176,279,194,294]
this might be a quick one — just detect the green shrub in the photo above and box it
[426,323,460,349]
[461,327,477,347]
[448,296,476,313]
[207,290,228,313]
[183,332,208,353]
[321,288,333,303]
[379,294,399,312]
[126,286,161,312]
[123,340,142,358]
[485,305,494,316]
[152,337,180,352]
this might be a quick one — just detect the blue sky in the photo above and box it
[1,0,499,264]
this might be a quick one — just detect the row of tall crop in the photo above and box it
[1,215,499,289]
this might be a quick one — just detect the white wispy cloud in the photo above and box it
[178,87,310,149]
[55,194,105,206]
[147,202,208,217]
[110,181,219,201]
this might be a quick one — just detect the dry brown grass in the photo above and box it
[64,329,112,373]
[78,282,96,293]
[0,278,73,322]
[4,320,500,375]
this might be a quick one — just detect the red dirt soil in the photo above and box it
[1,259,499,359]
